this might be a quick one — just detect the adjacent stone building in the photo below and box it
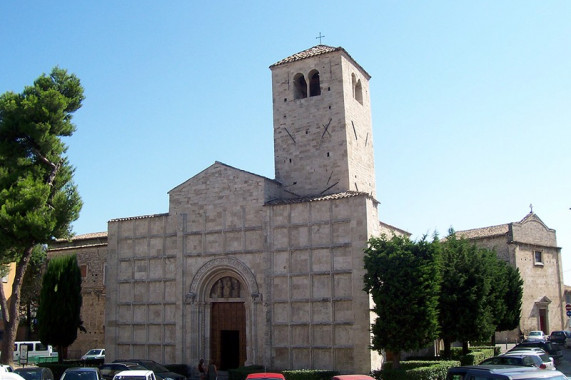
[48,232,107,358]
[457,212,566,341]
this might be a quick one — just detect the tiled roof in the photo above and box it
[73,231,108,240]
[456,223,510,239]
[265,191,376,206]
[270,45,342,67]
[109,213,169,223]
[270,45,371,78]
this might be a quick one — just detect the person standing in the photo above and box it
[207,360,217,380]
[198,359,206,380]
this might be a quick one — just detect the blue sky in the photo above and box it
[2,1,570,282]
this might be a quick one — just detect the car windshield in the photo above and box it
[15,370,42,380]
[63,372,98,380]
[87,350,102,355]
[529,332,542,336]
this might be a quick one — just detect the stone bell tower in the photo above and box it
[270,45,376,198]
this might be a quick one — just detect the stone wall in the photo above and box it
[48,233,107,358]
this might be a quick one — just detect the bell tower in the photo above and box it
[270,45,376,198]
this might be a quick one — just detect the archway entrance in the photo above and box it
[210,302,246,370]
[208,276,246,370]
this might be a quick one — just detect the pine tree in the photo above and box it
[0,67,83,363]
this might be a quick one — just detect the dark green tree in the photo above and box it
[438,231,497,356]
[0,67,83,363]
[364,234,441,368]
[494,263,523,333]
[20,245,47,340]
[37,254,82,363]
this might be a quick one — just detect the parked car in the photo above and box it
[246,374,285,380]
[112,371,156,380]
[446,366,567,380]
[99,364,149,380]
[512,341,563,364]
[565,331,571,348]
[60,368,102,380]
[331,376,375,380]
[111,360,184,380]
[81,349,105,362]
[15,367,55,380]
[507,350,555,370]
[527,331,547,341]
[480,354,545,369]
[0,366,14,373]
[0,374,26,380]
[549,331,566,345]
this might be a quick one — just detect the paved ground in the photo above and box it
[555,345,571,376]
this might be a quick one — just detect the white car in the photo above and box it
[506,350,555,370]
[0,366,14,373]
[112,370,156,380]
[527,330,547,341]
[81,348,105,361]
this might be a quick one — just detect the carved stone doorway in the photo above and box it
[210,302,246,370]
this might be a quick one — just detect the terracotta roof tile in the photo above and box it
[456,224,509,239]
[270,45,342,67]
[265,191,376,205]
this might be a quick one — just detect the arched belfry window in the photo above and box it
[352,73,363,105]
[309,70,321,97]
[355,78,363,105]
[293,73,307,99]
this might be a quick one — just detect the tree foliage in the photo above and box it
[363,234,441,367]
[0,67,83,363]
[20,245,47,339]
[37,254,82,362]
[438,231,500,355]
[494,263,523,332]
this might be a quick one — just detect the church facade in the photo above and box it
[104,46,392,373]
[457,212,565,341]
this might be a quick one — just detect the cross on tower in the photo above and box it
[316,32,325,44]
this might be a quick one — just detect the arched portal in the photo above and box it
[185,258,262,370]
[209,276,245,370]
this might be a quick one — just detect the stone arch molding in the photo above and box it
[185,257,261,304]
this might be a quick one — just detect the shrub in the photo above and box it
[228,365,265,380]
[282,369,339,380]
[379,360,460,380]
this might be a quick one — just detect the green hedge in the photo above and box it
[228,365,266,380]
[282,369,339,380]
[377,360,460,380]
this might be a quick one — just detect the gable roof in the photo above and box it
[169,161,279,194]
[270,45,371,79]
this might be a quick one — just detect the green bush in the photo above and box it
[378,360,460,380]
[282,369,339,380]
[227,365,266,380]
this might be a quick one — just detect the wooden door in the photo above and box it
[210,302,246,370]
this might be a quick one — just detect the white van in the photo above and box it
[13,341,57,363]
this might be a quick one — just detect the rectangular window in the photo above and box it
[534,250,543,266]
[80,264,87,278]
